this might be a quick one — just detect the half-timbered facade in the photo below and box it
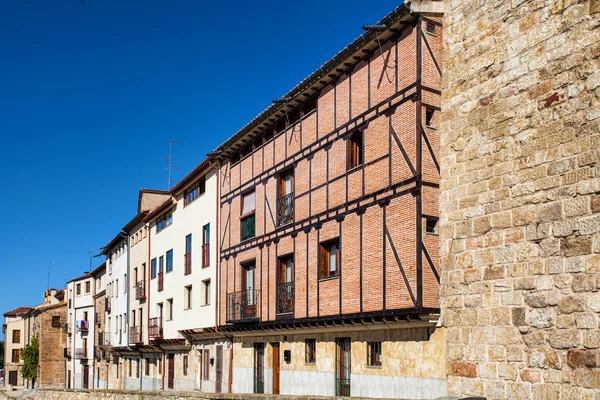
[214,3,445,398]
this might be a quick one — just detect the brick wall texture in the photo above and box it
[440,0,600,398]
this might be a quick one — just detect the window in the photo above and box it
[85,281,91,294]
[202,279,211,306]
[367,341,382,367]
[166,249,173,273]
[12,349,21,363]
[145,359,150,376]
[347,130,363,170]
[12,329,21,344]
[319,239,340,279]
[202,224,210,267]
[84,311,88,321]
[183,355,189,376]
[52,316,61,328]
[202,350,210,380]
[240,191,256,241]
[186,234,192,254]
[151,258,157,279]
[426,20,436,35]
[156,211,173,233]
[159,256,164,275]
[184,285,192,310]
[76,283,81,296]
[167,298,173,321]
[115,279,119,297]
[184,177,206,205]
[426,217,438,234]
[277,171,294,226]
[185,234,193,274]
[136,360,140,378]
[305,339,316,364]
[426,108,435,128]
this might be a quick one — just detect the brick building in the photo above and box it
[212,2,445,398]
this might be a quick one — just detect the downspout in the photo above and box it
[145,221,151,392]
[208,157,234,393]
[161,352,165,391]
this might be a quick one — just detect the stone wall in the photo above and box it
[440,0,600,399]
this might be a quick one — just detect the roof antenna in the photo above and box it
[87,250,93,272]
[47,261,54,290]
[272,97,292,126]
[362,24,396,70]
[162,139,184,189]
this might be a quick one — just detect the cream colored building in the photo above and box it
[2,307,31,388]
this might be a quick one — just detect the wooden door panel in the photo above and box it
[272,343,280,395]
[215,345,223,393]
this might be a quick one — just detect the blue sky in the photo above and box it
[0,0,398,339]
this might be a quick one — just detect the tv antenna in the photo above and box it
[87,250,94,272]
[162,139,183,189]
[47,261,54,290]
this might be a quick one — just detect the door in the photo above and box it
[272,343,280,395]
[83,365,89,389]
[8,371,17,386]
[278,171,294,225]
[253,343,264,394]
[335,338,351,396]
[167,354,175,389]
[242,264,256,318]
[67,370,71,389]
[277,257,294,314]
[215,345,223,393]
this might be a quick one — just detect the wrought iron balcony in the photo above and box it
[78,320,89,332]
[276,193,294,226]
[184,252,192,275]
[74,348,88,359]
[240,214,256,241]
[158,272,164,292]
[276,282,295,315]
[149,317,163,339]
[105,297,111,313]
[129,325,142,344]
[135,280,146,300]
[202,243,210,267]
[226,289,260,322]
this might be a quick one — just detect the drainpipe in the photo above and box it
[120,230,131,350]
[161,352,165,391]
[146,222,151,345]
[207,156,234,394]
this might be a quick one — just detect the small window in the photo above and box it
[426,21,436,35]
[156,211,173,233]
[12,349,21,363]
[426,217,438,234]
[85,281,91,294]
[12,329,21,344]
[166,249,173,273]
[319,239,340,279]
[76,283,81,296]
[305,339,316,364]
[151,258,157,279]
[184,177,206,205]
[184,285,192,310]
[52,316,61,328]
[167,298,173,321]
[347,131,363,170]
[367,341,382,367]
[241,191,256,241]
[202,279,211,306]
[426,108,435,128]
[183,355,189,376]
[145,359,150,376]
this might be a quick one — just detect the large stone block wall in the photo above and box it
[440,0,600,398]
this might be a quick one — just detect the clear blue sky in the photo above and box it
[0,0,399,339]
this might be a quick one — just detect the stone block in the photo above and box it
[575,313,598,330]
[537,201,563,222]
[525,293,548,308]
[520,369,541,383]
[578,215,600,235]
[567,350,598,368]
[549,329,581,349]
[583,331,600,349]
[561,236,593,257]
[558,295,585,314]
[564,196,590,217]
[572,273,596,292]
[573,370,600,389]
[448,361,477,378]
[530,308,556,328]
[512,307,527,326]
[591,195,600,213]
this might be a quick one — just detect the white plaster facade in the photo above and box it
[104,236,129,350]
[2,309,29,388]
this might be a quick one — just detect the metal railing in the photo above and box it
[135,280,146,300]
[158,272,164,292]
[240,214,256,241]
[130,326,142,344]
[276,282,294,315]
[184,253,192,275]
[78,320,89,332]
[74,348,88,359]
[276,193,294,226]
[226,289,260,322]
[202,243,210,267]
[149,317,163,339]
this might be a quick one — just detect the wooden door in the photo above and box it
[272,342,280,395]
[215,345,223,393]
[335,338,351,396]
[167,354,175,389]
[8,371,17,386]
[67,370,71,389]
[83,365,89,389]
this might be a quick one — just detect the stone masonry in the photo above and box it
[440,0,600,399]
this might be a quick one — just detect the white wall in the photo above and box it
[105,240,129,348]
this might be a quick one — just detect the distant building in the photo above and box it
[2,306,32,388]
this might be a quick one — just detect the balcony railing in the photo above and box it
[202,243,210,267]
[184,253,192,275]
[276,282,295,315]
[226,289,260,322]
[130,326,142,344]
[135,280,146,300]
[78,320,89,332]
[105,297,111,313]
[158,272,164,292]
[74,348,88,359]
[149,317,163,339]
[241,214,256,241]
[276,193,294,226]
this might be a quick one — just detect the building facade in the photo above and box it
[213,2,445,398]
[90,263,108,390]
[2,307,31,388]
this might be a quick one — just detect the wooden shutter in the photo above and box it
[319,245,327,278]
